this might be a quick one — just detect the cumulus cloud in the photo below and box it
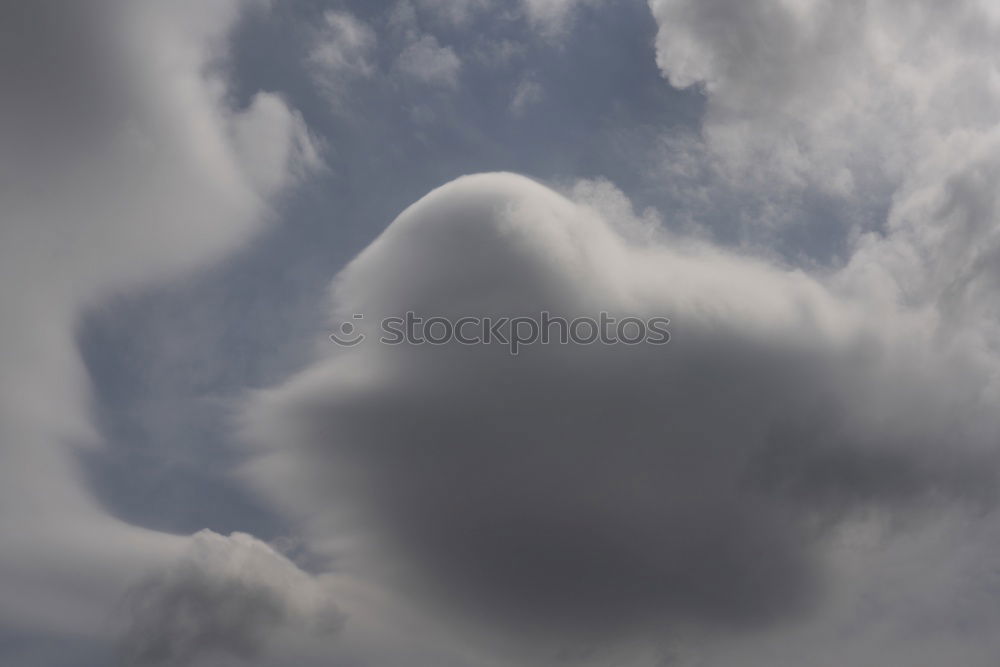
[647,0,1000,231]
[119,530,343,667]
[645,0,1000,464]
[241,172,1000,652]
[0,0,318,643]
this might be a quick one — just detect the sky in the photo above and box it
[5,0,1000,665]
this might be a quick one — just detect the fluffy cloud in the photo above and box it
[308,11,378,97]
[647,0,1000,235]
[241,172,1000,656]
[646,0,1000,470]
[310,3,464,100]
[119,531,343,667]
[0,0,319,646]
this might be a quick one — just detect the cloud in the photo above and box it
[10,1,1000,664]
[521,0,596,34]
[309,3,465,102]
[414,0,494,27]
[645,0,1000,456]
[646,0,1000,230]
[657,508,1000,667]
[404,0,593,34]
[510,77,544,115]
[0,0,318,641]
[308,10,378,98]
[241,172,1000,649]
[119,530,343,667]
[395,33,463,88]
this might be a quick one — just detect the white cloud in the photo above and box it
[0,0,319,641]
[646,0,1000,425]
[308,10,378,99]
[647,0,1000,210]
[119,530,343,666]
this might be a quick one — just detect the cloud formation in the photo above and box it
[120,530,343,667]
[0,0,319,648]
[648,0,1000,252]
[395,34,463,88]
[308,10,378,96]
[242,172,1000,651]
[10,0,1000,665]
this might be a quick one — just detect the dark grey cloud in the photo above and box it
[81,0,703,558]
[242,173,1000,649]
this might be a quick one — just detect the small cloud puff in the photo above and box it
[119,530,344,667]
